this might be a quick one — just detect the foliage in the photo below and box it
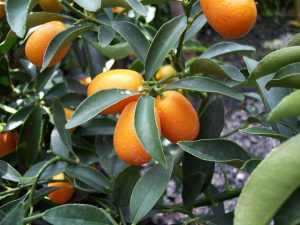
[0,0,299,225]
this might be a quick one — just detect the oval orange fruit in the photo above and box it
[0,0,5,19]
[113,101,161,165]
[48,173,75,204]
[155,91,200,143]
[87,69,144,115]
[155,65,176,83]
[25,21,71,67]
[39,0,62,13]
[0,132,18,157]
[199,0,257,39]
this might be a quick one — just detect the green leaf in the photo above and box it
[145,15,187,80]
[125,0,147,16]
[184,14,207,42]
[0,160,21,182]
[210,212,234,225]
[241,159,261,174]
[4,106,35,131]
[35,66,58,94]
[134,96,166,167]
[66,164,111,194]
[0,57,12,96]
[50,128,70,159]
[33,186,58,205]
[42,24,95,71]
[43,204,118,225]
[130,157,174,224]
[112,21,149,64]
[17,106,43,169]
[65,89,140,129]
[274,188,300,225]
[240,127,288,141]
[265,62,300,89]
[234,133,300,225]
[98,25,115,48]
[178,139,251,168]
[182,172,205,208]
[73,0,101,12]
[201,42,255,59]
[75,118,116,136]
[287,33,300,47]
[268,90,300,121]
[113,166,140,206]
[0,203,24,225]
[6,0,38,37]
[190,58,245,81]
[166,76,244,100]
[23,161,66,180]
[248,46,300,82]
[53,98,72,153]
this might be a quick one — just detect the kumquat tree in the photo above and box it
[0,0,300,224]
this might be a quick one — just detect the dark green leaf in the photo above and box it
[126,0,147,16]
[66,164,111,194]
[184,14,207,42]
[166,76,244,100]
[210,212,234,225]
[0,57,12,96]
[23,161,66,180]
[112,21,149,64]
[234,133,300,225]
[42,24,95,71]
[50,128,70,159]
[76,118,116,136]
[248,46,300,82]
[145,15,187,80]
[43,204,118,225]
[130,157,174,224]
[240,127,288,141]
[98,25,115,48]
[241,159,261,174]
[17,106,43,169]
[65,89,139,129]
[113,166,140,206]
[178,139,251,168]
[182,172,205,208]
[201,42,255,59]
[4,106,35,131]
[0,160,21,182]
[0,203,24,225]
[135,96,166,167]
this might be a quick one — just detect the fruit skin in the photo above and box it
[79,77,91,87]
[64,108,76,132]
[199,0,257,39]
[0,132,18,157]
[48,173,75,204]
[87,69,144,115]
[113,101,161,165]
[0,0,5,19]
[112,7,125,14]
[155,91,200,143]
[155,65,176,83]
[25,21,71,67]
[39,0,62,13]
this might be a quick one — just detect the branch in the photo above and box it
[101,0,178,8]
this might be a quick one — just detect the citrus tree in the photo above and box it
[0,0,299,225]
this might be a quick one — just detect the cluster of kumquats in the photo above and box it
[0,0,257,205]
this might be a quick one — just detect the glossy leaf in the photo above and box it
[98,25,115,48]
[65,89,140,129]
[184,14,207,42]
[6,0,38,37]
[166,76,244,100]
[268,90,300,121]
[145,15,187,80]
[113,166,140,206]
[201,42,255,59]
[50,128,70,159]
[234,133,300,225]
[75,118,116,136]
[190,58,245,81]
[0,160,21,182]
[241,127,288,141]
[274,188,300,225]
[112,21,149,64]
[73,0,101,12]
[182,172,205,208]
[17,106,43,169]
[66,164,111,194]
[42,24,95,71]
[134,96,165,167]
[130,157,174,224]
[23,161,66,180]
[248,46,300,82]
[125,0,147,16]
[4,106,35,131]
[266,62,300,89]
[43,204,118,225]
[0,203,24,225]
[241,159,261,174]
[178,139,251,168]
